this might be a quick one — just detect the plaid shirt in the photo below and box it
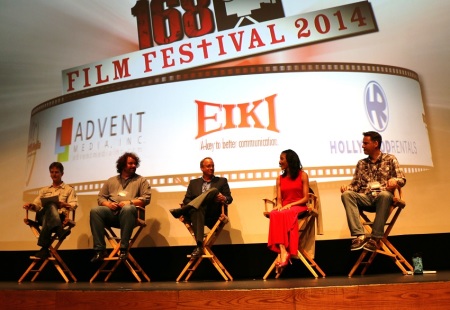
[348,152,406,194]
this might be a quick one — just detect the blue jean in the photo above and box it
[341,190,393,239]
[90,204,137,251]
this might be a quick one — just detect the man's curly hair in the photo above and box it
[116,152,140,173]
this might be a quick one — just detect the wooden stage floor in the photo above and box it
[1,271,450,309]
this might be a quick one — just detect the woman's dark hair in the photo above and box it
[116,152,140,173]
[281,149,302,180]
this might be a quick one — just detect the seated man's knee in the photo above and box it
[378,191,393,201]
[90,206,109,221]
[377,191,394,205]
[121,204,137,215]
[341,190,353,202]
[90,206,101,216]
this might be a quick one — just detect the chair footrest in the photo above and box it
[187,254,213,258]
[375,250,396,257]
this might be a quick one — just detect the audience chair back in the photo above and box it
[263,180,326,279]
[176,203,233,282]
[89,205,150,282]
[348,187,413,277]
[18,208,77,283]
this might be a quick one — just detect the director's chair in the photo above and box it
[90,205,150,282]
[263,182,326,279]
[19,208,77,283]
[176,203,233,282]
[348,187,414,277]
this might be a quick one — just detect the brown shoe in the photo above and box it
[363,238,380,252]
[350,237,367,251]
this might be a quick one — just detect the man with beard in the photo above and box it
[89,152,151,262]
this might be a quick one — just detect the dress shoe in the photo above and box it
[191,246,203,258]
[57,228,71,241]
[276,253,291,268]
[169,208,184,219]
[118,249,128,260]
[363,238,380,252]
[90,250,107,263]
[350,236,367,251]
[30,247,50,260]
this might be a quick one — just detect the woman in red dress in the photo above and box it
[268,149,310,267]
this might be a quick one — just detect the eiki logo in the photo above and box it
[195,93,279,138]
[55,118,73,162]
[364,81,389,132]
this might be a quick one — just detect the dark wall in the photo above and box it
[5,233,449,282]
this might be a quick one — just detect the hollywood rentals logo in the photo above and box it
[365,81,389,132]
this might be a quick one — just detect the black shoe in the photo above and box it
[191,246,203,258]
[169,208,184,219]
[57,228,71,241]
[30,248,50,260]
[118,249,128,260]
[90,250,107,263]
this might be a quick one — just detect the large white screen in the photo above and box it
[1,0,449,250]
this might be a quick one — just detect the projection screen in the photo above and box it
[1,0,447,251]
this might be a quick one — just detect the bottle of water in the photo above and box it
[412,253,423,275]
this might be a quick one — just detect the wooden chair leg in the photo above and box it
[263,256,279,280]
[177,217,232,282]
[19,242,76,283]
[49,248,77,282]
[298,248,325,278]
[90,226,150,282]
[204,246,233,281]
[348,250,368,277]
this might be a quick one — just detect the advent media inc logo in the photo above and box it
[55,118,73,162]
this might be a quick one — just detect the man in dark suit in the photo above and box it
[170,157,233,257]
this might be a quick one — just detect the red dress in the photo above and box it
[267,172,308,255]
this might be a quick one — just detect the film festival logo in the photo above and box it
[65,1,378,93]
[132,0,285,49]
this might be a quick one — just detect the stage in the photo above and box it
[1,271,449,309]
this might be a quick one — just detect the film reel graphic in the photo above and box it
[23,163,430,201]
[31,62,419,117]
[24,62,429,201]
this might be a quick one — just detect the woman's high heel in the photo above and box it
[276,253,291,268]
